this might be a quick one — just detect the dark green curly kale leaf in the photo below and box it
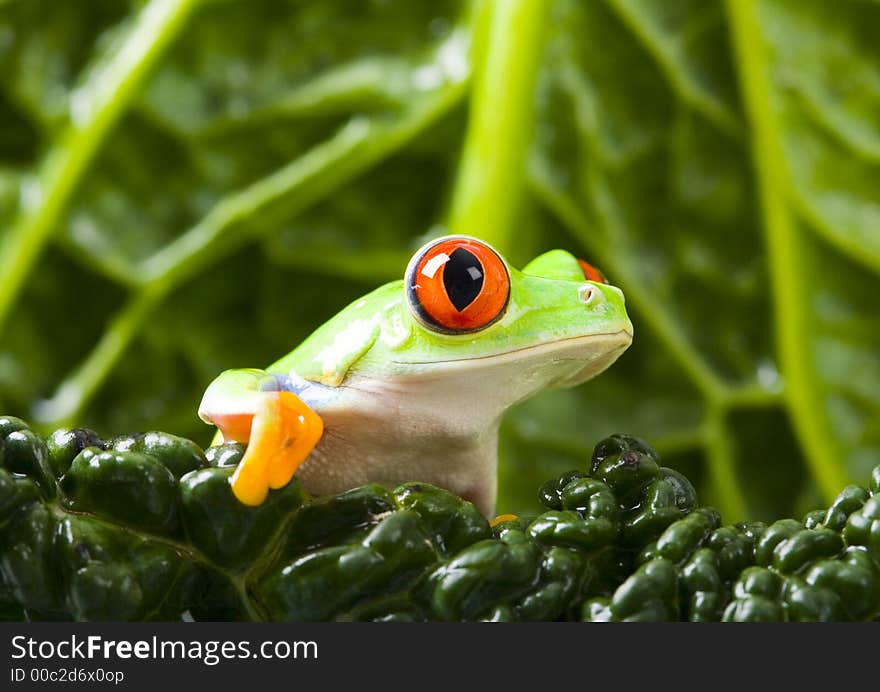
[1,417,878,621]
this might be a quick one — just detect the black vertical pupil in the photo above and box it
[443,248,484,312]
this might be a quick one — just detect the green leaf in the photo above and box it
[1,0,470,438]
[2,421,879,621]
[510,0,880,522]
[726,0,880,503]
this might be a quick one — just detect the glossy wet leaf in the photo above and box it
[1,421,879,621]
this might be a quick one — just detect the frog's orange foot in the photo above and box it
[227,391,323,506]
[209,413,253,444]
[490,513,519,528]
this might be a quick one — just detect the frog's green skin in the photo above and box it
[199,240,632,515]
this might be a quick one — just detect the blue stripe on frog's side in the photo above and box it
[259,373,339,412]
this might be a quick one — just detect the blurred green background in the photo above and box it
[0,0,878,522]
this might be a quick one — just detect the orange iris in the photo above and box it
[407,237,510,334]
[577,259,608,284]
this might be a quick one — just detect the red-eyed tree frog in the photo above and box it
[199,236,633,516]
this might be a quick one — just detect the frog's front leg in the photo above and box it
[198,369,324,506]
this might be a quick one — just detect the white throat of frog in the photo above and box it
[343,330,632,435]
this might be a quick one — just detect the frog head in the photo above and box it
[285,235,633,407]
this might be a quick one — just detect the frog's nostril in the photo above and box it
[579,284,602,305]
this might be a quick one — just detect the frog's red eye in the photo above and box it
[578,259,608,284]
[405,236,510,334]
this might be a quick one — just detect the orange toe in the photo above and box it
[229,391,323,505]
[490,513,519,527]
[267,391,324,489]
[212,412,254,444]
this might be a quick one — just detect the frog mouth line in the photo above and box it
[391,328,633,367]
